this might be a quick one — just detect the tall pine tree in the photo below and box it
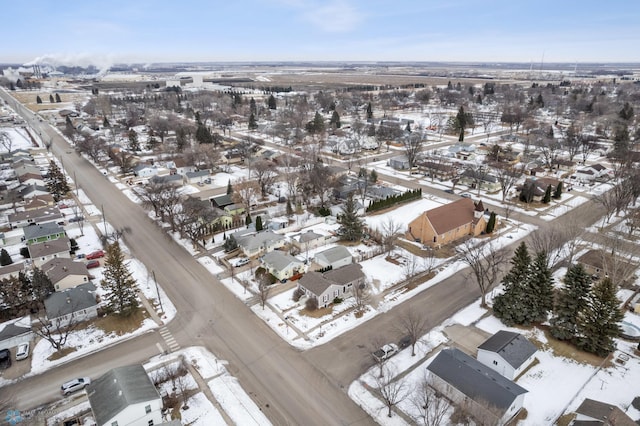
[493,242,533,325]
[45,160,71,201]
[337,194,364,242]
[576,278,623,356]
[0,248,12,266]
[101,241,139,316]
[528,251,555,323]
[550,263,592,341]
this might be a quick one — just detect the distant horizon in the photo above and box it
[2,1,639,67]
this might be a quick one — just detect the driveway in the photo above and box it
[443,323,492,356]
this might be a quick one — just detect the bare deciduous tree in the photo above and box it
[352,280,370,314]
[381,218,403,255]
[395,308,430,356]
[253,159,278,198]
[0,131,13,152]
[258,274,271,310]
[412,371,449,426]
[458,239,506,307]
[374,365,410,418]
[233,178,260,212]
[33,310,81,353]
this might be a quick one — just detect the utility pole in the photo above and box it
[152,270,163,314]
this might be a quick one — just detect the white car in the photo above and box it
[61,377,91,395]
[373,343,399,362]
[233,257,250,267]
[15,342,29,361]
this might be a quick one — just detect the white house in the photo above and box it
[297,264,365,307]
[313,246,353,270]
[184,170,210,184]
[87,364,163,426]
[132,163,159,178]
[28,236,71,268]
[44,283,98,328]
[0,316,32,351]
[41,257,91,291]
[234,230,286,258]
[427,348,527,426]
[477,330,538,380]
[261,251,304,282]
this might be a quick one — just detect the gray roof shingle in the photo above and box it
[427,348,527,412]
[44,283,97,318]
[314,246,352,265]
[262,251,302,271]
[87,364,161,426]
[478,330,538,369]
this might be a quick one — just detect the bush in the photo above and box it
[317,206,331,217]
[292,288,305,302]
[332,297,343,304]
[305,296,318,311]
[267,273,277,285]
[255,267,266,278]
[20,247,30,258]
[366,188,422,213]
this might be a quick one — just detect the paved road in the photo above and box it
[1,91,373,425]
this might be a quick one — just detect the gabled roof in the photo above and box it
[23,222,64,241]
[298,271,334,296]
[28,236,70,258]
[87,364,161,426]
[19,184,48,197]
[9,206,62,223]
[478,330,537,369]
[314,246,352,265]
[423,198,476,235]
[262,250,302,271]
[590,163,607,172]
[0,263,25,278]
[236,231,285,252]
[44,282,97,318]
[323,263,364,285]
[41,258,89,284]
[575,398,636,426]
[211,193,233,208]
[297,230,323,243]
[0,316,31,341]
[185,170,209,178]
[427,348,527,412]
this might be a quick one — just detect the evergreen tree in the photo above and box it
[255,216,263,231]
[226,179,233,195]
[329,110,341,128]
[542,185,552,204]
[550,264,592,341]
[485,212,496,233]
[0,248,12,266]
[103,117,110,128]
[576,278,623,356]
[223,235,238,252]
[249,97,257,115]
[405,122,411,133]
[337,194,364,241]
[127,129,140,151]
[366,102,373,120]
[101,241,139,316]
[55,93,61,103]
[245,213,252,227]
[268,94,277,110]
[36,95,42,104]
[31,267,54,303]
[492,242,533,325]
[195,123,213,144]
[528,251,555,323]
[49,94,54,103]
[248,112,258,130]
[370,169,378,183]
[553,181,563,199]
[45,160,70,202]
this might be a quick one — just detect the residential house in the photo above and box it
[18,172,46,187]
[23,194,55,210]
[132,163,159,178]
[184,170,210,185]
[44,283,98,328]
[167,157,197,175]
[23,222,66,245]
[12,163,42,178]
[292,230,327,252]
[477,330,538,380]
[334,175,401,201]
[517,177,560,202]
[575,163,609,182]
[20,184,49,199]
[210,193,234,209]
[41,258,90,291]
[314,246,353,270]
[297,263,365,307]
[407,198,486,248]
[459,168,501,193]
[427,348,528,426]
[552,158,576,172]
[29,236,71,268]
[261,251,304,282]
[417,160,458,181]
[573,398,636,426]
[0,263,25,281]
[448,143,476,156]
[0,316,33,351]
[219,203,246,228]
[9,206,63,228]
[87,364,163,426]
[234,230,286,258]
[388,155,411,170]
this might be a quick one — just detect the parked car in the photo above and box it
[0,349,11,369]
[15,342,30,361]
[444,189,454,194]
[233,257,250,267]
[69,215,84,223]
[86,250,104,260]
[373,343,399,362]
[86,260,100,269]
[61,377,91,396]
[460,193,472,198]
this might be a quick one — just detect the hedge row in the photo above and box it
[366,188,422,213]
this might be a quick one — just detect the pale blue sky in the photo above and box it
[2,0,639,65]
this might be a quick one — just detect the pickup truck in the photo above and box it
[373,343,399,362]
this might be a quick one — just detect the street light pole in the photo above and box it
[152,270,164,314]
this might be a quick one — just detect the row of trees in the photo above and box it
[494,242,623,356]
[366,188,422,213]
